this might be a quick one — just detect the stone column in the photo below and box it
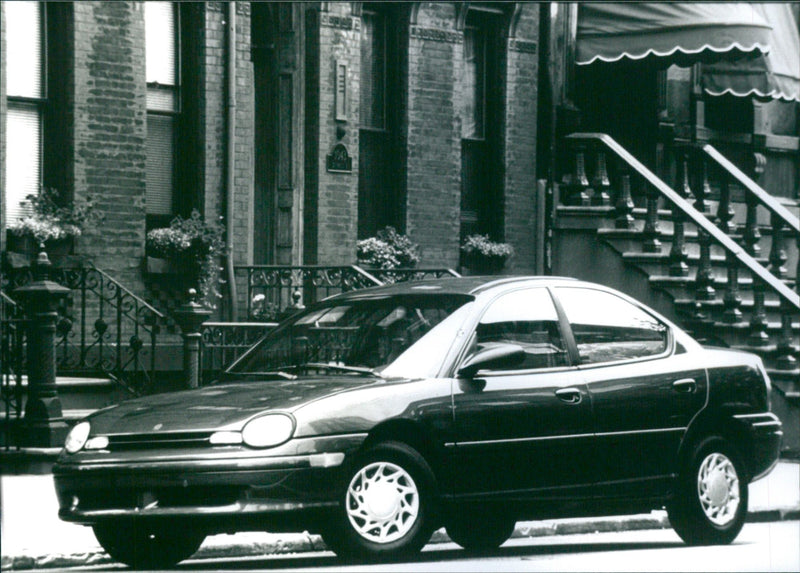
[174,289,212,389]
[13,250,71,447]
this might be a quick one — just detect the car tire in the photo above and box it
[320,441,438,560]
[668,436,748,545]
[446,511,516,550]
[93,521,205,569]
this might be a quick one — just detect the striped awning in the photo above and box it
[576,3,772,67]
[702,4,800,102]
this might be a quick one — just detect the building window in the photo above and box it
[145,1,179,219]
[360,9,386,130]
[5,1,44,224]
[460,8,503,247]
[462,25,485,140]
[358,5,402,238]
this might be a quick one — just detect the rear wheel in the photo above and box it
[93,521,205,569]
[320,441,437,560]
[446,511,516,550]
[668,436,748,545]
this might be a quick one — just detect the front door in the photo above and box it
[450,287,595,500]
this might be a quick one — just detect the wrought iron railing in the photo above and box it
[1,290,25,449]
[200,321,277,385]
[237,265,461,321]
[5,263,171,396]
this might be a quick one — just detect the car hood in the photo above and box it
[87,377,383,435]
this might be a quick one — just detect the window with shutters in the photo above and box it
[5,1,44,225]
[145,1,180,222]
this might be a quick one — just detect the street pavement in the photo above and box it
[1,461,798,570]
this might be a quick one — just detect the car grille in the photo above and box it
[106,431,215,451]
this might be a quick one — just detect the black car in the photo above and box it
[53,276,782,567]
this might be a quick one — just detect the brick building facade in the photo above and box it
[1,1,543,317]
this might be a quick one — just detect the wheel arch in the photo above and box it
[361,419,443,476]
[680,409,755,482]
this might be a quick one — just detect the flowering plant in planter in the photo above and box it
[356,226,420,270]
[145,210,227,307]
[460,234,514,273]
[7,188,100,248]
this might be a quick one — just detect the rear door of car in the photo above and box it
[551,286,707,498]
[450,287,596,500]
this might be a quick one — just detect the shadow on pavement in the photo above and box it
[171,539,696,570]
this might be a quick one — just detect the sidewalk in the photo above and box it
[2,462,798,570]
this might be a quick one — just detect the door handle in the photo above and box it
[672,378,697,394]
[555,388,582,404]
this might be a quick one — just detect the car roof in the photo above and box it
[330,275,581,301]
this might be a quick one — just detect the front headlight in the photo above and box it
[64,421,91,454]
[241,413,295,448]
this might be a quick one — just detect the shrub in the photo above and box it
[460,234,514,259]
[8,188,101,243]
[356,227,420,270]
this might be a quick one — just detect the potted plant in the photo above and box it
[356,226,420,270]
[460,234,514,274]
[145,210,227,308]
[6,188,100,257]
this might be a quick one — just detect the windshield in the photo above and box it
[228,294,474,379]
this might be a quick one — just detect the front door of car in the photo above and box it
[450,287,596,500]
[552,286,707,498]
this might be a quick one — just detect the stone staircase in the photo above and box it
[553,133,799,456]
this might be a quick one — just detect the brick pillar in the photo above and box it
[405,6,462,268]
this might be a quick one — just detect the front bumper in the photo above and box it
[53,434,366,531]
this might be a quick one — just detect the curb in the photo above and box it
[2,508,798,571]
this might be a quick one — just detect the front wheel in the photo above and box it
[320,441,437,560]
[668,436,748,545]
[93,521,205,569]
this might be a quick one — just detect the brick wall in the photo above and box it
[503,5,540,273]
[312,4,361,265]
[200,4,226,221]
[405,4,462,268]
[72,1,147,289]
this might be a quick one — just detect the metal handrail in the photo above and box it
[567,133,799,310]
[701,144,799,235]
[89,262,166,319]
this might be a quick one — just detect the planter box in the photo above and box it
[145,256,200,277]
[462,254,507,275]
[6,234,74,257]
[145,256,174,274]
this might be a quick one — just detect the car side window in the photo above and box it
[476,288,568,370]
[554,287,668,365]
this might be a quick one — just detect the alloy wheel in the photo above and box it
[345,461,420,544]
[697,452,740,526]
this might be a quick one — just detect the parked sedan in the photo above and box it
[53,276,782,568]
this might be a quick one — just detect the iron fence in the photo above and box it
[200,321,277,385]
[5,264,171,396]
[1,291,25,449]
[237,265,460,320]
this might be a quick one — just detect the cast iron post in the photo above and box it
[174,289,212,389]
[13,248,71,447]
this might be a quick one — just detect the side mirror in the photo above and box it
[458,343,526,378]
